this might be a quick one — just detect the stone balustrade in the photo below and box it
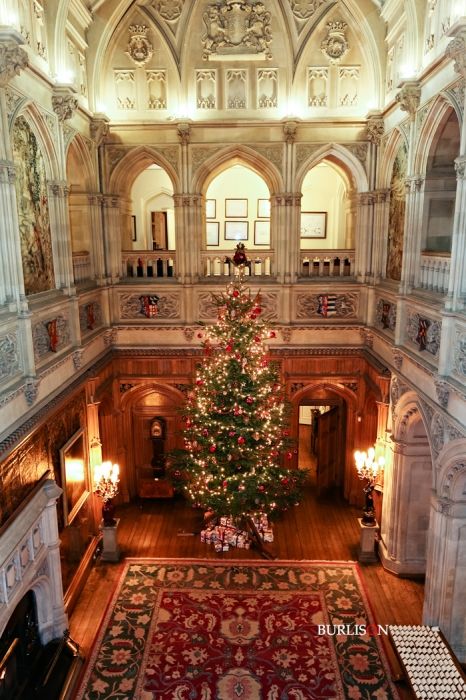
[299,250,355,278]
[121,251,175,279]
[72,251,92,284]
[202,251,273,278]
[418,253,451,295]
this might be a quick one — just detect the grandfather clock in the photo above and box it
[150,417,166,477]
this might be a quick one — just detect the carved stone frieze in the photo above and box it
[52,92,78,122]
[0,42,28,86]
[191,146,221,173]
[198,293,223,319]
[453,329,466,378]
[376,298,396,332]
[344,143,368,164]
[24,377,40,406]
[296,292,358,319]
[365,114,384,145]
[0,334,20,381]
[106,146,128,172]
[32,315,70,361]
[434,380,450,409]
[431,413,445,455]
[120,293,180,319]
[202,0,272,60]
[442,461,466,499]
[72,349,84,371]
[295,144,321,171]
[406,311,441,357]
[63,124,77,152]
[126,25,153,67]
[157,146,180,171]
[396,82,421,120]
[321,20,349,63]
[247,144,283,173]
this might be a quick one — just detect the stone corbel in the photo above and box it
[365,112,384,145]
[396,81,421,121]
[283,120,298,144]
[52,87,78,122]
[90,115,110,146]
[446,30,466,79]
[0,33,28,87]
[177,122,191,145]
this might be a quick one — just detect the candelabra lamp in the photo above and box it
[354,447,385,525]
[94,462,120,526]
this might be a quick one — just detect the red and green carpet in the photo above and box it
[75,559,398,699]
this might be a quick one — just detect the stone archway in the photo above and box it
[379,393,433,575]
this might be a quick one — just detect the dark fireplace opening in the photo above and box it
[0,592,82,700]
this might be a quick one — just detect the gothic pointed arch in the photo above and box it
[414,96,460,175]
[108,145,181,197]
[296,143,368,193]
[192,144,284,195]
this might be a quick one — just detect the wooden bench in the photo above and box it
[389,625,466,699]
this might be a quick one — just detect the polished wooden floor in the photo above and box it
[69,482,424,699]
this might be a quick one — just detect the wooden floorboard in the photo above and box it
[69,484,423,699]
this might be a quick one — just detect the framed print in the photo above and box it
[254,220,270,245]
[257,199,270,218]
[300,211,327,239]
[225,198,248,218]
[59,428,89,525]
[206,199,216,219]
[131,215,137,241]
[206,221,220,246]
[225,220,248,241]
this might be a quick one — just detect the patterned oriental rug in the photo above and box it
[75,559,399,700]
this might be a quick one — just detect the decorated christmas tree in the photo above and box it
[172,244,305,521]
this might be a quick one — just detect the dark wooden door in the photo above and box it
[316,407,339,495]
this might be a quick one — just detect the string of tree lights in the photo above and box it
[169,244,306,524]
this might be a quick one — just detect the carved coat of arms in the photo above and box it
[202,0,272,60]
[321,20,349,63]
[126,25,154,67]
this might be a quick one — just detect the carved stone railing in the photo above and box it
[121,251,176,279]
[72,251,92,284]
[202,251,273,278]
[418,253,451,295]
[299,250,355,278]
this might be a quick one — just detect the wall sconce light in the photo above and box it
[94,462,120,526]
[354,447,384,525]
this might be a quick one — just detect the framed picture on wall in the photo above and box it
[257,199,270,218]
[254,220,270,245]
[206,199,216,219]
[225,221,248,240]
[131,215,137,241]
[225,199,248,218]
[206,221,220,246]
[59,428,89,525]
[300,212,327,239]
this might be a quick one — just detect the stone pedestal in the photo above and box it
[358,518,379,563]
[100,518,120,562]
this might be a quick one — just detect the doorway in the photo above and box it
[298,399,346,495]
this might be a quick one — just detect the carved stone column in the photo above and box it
[423,495,466,662]
[87,194,106,284]
[174,193,202,285]
[354,192,374,282]
[0,33,29,307]
[271,193,300,283]
[47,181,75,292]
[101,195,121,283]
[177,121,190,193]
[371,189,390,283]
[395,81,421,294]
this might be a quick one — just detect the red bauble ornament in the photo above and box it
[258,485,265,492]
[281,477,289,485]
[246,396,253,404]
[229,431,236,437]
[233,290,240,298]
[226,345,233,352]
[237,436,245,445]
[254,306,262,315]
[196,379,204,386]
[202,429,209,437]
[286,451,293,460]
[209,444,217,452]
[269,331,276,338]
[186,419,192,427]
[254,335,261,342]
[223,480,228,488]
[197,332,203,338]
[261,359,269,367]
